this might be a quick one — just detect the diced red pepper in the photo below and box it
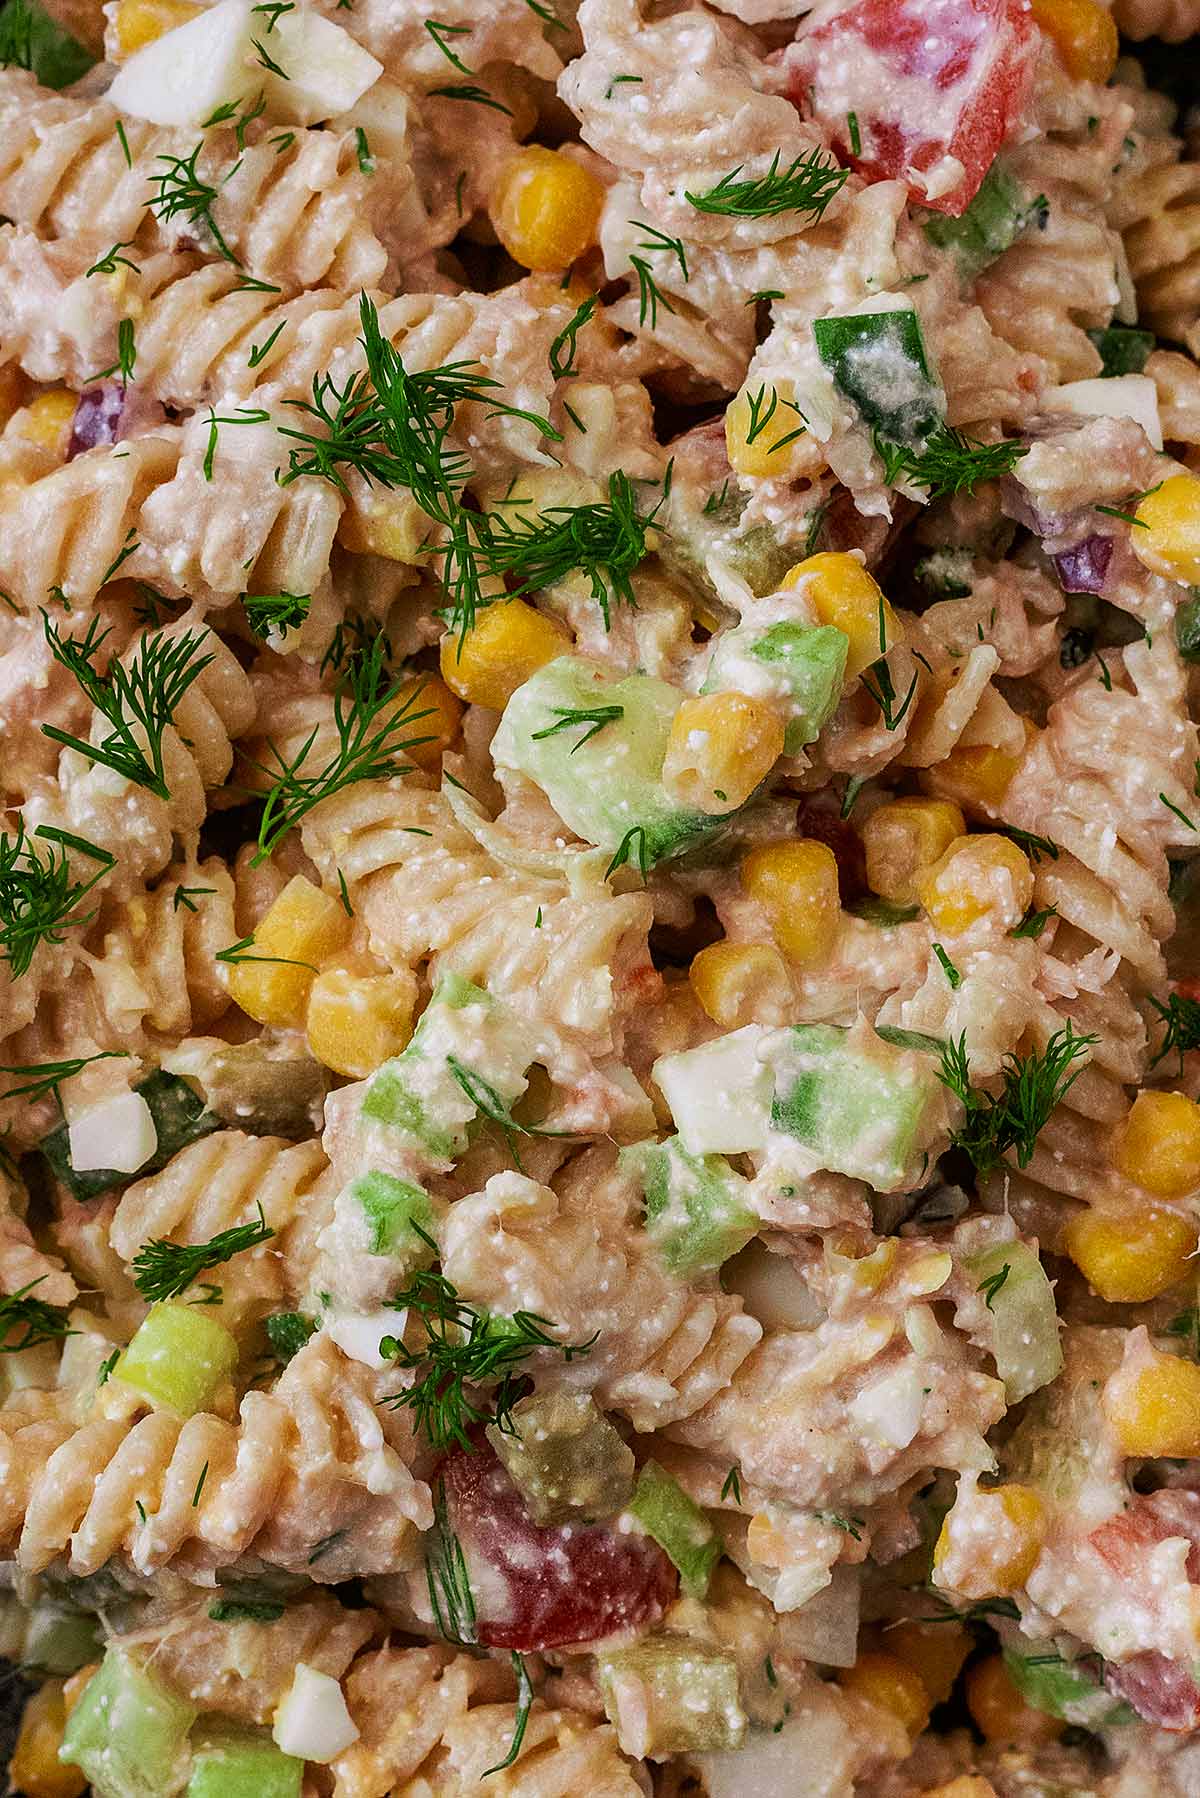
[783,0,1038,216]
[442,1442,676,1652]
[1106,1651,1200,1731]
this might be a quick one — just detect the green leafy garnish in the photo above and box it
[148,143,239,264]
[874,426,1027,498]
[214,933,317,972]
[131,1203,274,1302]
[86,241,137,279]
[429,80,512,115]
[741,383,807,455]
[0,821,113,977]
[482,1654,534,1777]
[426,1479,476,1644]
[1011,905,1057,940]
[0,1051,127,1104]
[686,147,847,220]
[998,825,1058,863]
[0,1277,76,1353]
[937,1023,1096,1178]
[172,885,215,913]
[1149,991,1200,1074]
[242,590,310,639]
[0,0,93,86]
[860,597,916,730]
[606,824,650,881]
[265,1310,316,1364]
[531,704,624,751]
[424,17,471,71]
[207,1598,285,1623]
[721,1464,742,1504]
[932,944,961,990]
[548,295,597,381]
[978,1262,1010,1310]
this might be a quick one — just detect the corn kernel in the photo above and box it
[885,1620,971,1707]
[440,600,570,712]
[1107,1345,1200,1457]
[19,390,77,455]
[1064,1204,1196,1301]
[11,1681,87,1798]
[306,966,415,1077]
[725,379,810,480]
[965,1656,1063,1747]
[1114,1089,1200,1198]
[916,833,1033,935]
[395,672,463,771]
[923,1780,999,1798]
[338,490,429,563]
[689,940,791,1029]
[741,838,842,968]
[1131,472,1200,585]
[226,875,351,1028]
[840,1652,931,1739]
[920,736,1028,813]
[488,147,605,272]
[662,691,785,816]
[114,0,201,52]
[934,1484,1046,1597]
[862,797,966,905]
[1029,0,1119,82]
[61,1667,98,1718]
[781,553,895,680]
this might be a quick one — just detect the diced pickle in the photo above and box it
[60,1648,197,1798]
[167,1042,330,1140]
[486,1391,634,1525]
[598,1637,746,1757]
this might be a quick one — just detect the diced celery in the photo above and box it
[923,162,1047,281]
[115,1304,238,1417]
[348,1170,436,1260]
[598,1637,746,1755]
[812,302,944,447]
[22,1600,101,1674]
[60,1647,197,1798]
[769,1024,943,1190]
[621,1137,757,1276]
[629,1461,720,1599]
[186,1730,303,1798]
[652,1028,773,1157]
[42,1071,218,1201]
[1002,1646,1132,1728]
[966,1240,1063,1403]
[487,1391,635,1525]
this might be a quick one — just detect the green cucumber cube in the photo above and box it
[349,1170,436,1260]
[629,1460,720,1599]
[769,1023,943,1191]
[60,1647,197,1798]
[116,1304,238,1417]
[186,1730,303,1798]
[1087,325,1155,377]
[923,162,1047,281]
[22,1601,101,1674]
[813,302,945,448]
[652,1028,774,1157]
[1002,1645,1131,1728]
[967,1240,1063,1403]
[704,622,848,754]
[621,1137,757,1276]
[598,1637,745,1756]
[1176,593,1200,664]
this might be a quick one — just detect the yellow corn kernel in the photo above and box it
[488,147,605,272]
[61,1666,98,1718]
[1064,1204,1196,1301]
[741,838,841,969]
[933,1484,1046,1597]
[338,490,429,563]
[916,833,1033,935]
[1030,0,1118,82]
[885,1620,971,1708]
[862,797,966,906]
[840,1652,931,1739]
[10,1681,87,1798]
[725,379,809,480]
[226,875,351,1028]
[440,600,570,711]
[1114,1089,1200,1198]
[689,940,791,1029]
[1107,1345,1200,1457]
[920,734,1029,813]
[394,672,463,771]
[966,1656,1063,1748]
[662,691,785,816]
[20,390,78,454]
[1131,472,1200,585]
[923,1780,999,1798]
[114,0,201,52]
[306,966,415,1078]
[780,553,896,680]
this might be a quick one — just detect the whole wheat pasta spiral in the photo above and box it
[1108,0,1200,38]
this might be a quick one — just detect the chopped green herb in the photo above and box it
[548,295,597,381]
[0,1277,76,1353]
[846,111,861,155]
[429,80,512,115]
[242,590,310,638]
[0,820,114,978]
[1010,905,1057,940]
[686,147,847,222]
[131,1203,274,1303]
[937,1023,1096,1178]
[0,1050,127,1104]
[721,1465,742,1504]
[148,142,239,264]
[86,241,137,279]
[978,1262,1010,1310]
[531,704,624,751]
[932,944,961,989]
[875,427,1027,499]
[207,1598,285,1622]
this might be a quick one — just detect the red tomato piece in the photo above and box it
[783,0,1038,215]
[1089,1491,1200,1584]
[1106,1651,1200,1731]
[442,1443,676,1652]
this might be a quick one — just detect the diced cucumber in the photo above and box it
[1087,325,1155,378]
[1176,593,1200,663]
[0,0,94,87]
[115,1304,238,1417]
[923,163,1047,281]
[487,1391,635,1525]
[348,1170,436,1261]
[1002,1646,1132,1728]
[621,1137,757,1276]
[22,1601,102,1674]
[966,1240,1062,1403]
[60,1647,197,1798]
[186,1729,303,1798]
[704,623,848,753]
[598,1637,746,1756]
[913,546,974,600]
[1002,1327,1121,1505]
[652,1028,773,1157]
[769,1024,944,1191]
[813,300,945,448]
[42,1071,218,1201]
[491,656,725,868]
[629,1461,720,1599]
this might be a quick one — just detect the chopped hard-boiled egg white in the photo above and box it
[1047,374,1163,451]
[327,1307,408,1370]
[264,8,382,125]
[272,1664,359,1762]
[652,1028,773,1156]
[67,1090,156,1174]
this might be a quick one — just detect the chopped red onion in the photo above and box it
[1053,534,1112,596]
[67,384,127,460]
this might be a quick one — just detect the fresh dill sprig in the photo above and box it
[1011,904,1058,940]
[937,1023,1096,1178]
[860,596,917,730]
[742,384,807,456]
[86,241,137,279]
[380,1229,596,1452]
[246,321,286,369]
[214,933,317,971]
[483,1654,534,1778]
[548,295,597,381]
[630,255,673,328]
[147,142,239,264]
[355,125,373,174]
[476,469,665,628]
[932,944,961,990]
[0,1050,127,1104]
[1148,991,1200,1074]
[251,632,433,860]
[41,613,215,800]
[429,80,512,115]
[426,1478,476,1644]
[531,703,624,751]
[686,147,848,221]
[606,823,650,881]
[208,1597,285,1623]
[0,821,113,978]
[632,219,688,282]
[242,590,311,639]
[978,1263,1010,1310]
[444,1055,572,1171]
[172,884,215,913]
[721,1464,742,1504]
[0,0,35,68]
[424,16,471,71]
[874,427,1027,499]
[0,1278,76,1354]
[131,1203,274,1303]
[998,825,1058,864]
[88,316,136,386]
